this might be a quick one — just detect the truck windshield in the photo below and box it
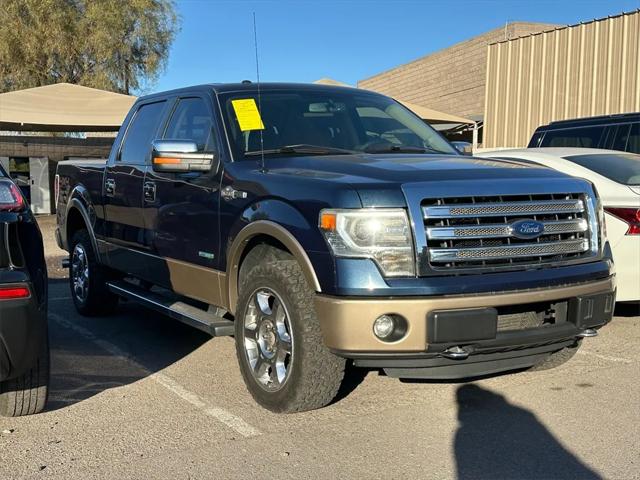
[219,89,458,159]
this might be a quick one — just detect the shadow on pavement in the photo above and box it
[454,384,601,480]
[331,360,370,405]
[614,302,640,317]
[46,287,211,411]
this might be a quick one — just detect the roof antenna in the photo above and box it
[253,12,266,173]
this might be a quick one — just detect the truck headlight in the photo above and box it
[319,209,415,277]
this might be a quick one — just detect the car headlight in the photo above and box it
[319,209,415,277]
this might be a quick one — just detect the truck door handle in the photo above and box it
[143,181,156,202]
[105,178,116,196]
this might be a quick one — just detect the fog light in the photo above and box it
[373,315,396,339]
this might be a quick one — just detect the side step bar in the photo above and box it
[106,280,234,337]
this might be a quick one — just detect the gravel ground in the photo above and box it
[0,216,636,479]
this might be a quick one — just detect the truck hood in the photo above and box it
[263,153,585,207]
[265,153,565,184]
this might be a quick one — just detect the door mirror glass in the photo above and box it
[151,140,217,173]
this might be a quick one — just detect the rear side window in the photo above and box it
[627,123,640,154]
[164,97,214,151]
[540,126,605,148]
[120,101,166,164]
[600,124,631,151]
[564,153,640,185]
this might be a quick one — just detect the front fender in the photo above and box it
[225,199,333,312]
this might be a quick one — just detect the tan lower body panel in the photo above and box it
[165,258,228,310]
[314,277,616,353]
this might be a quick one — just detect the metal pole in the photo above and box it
[472,121,479,152]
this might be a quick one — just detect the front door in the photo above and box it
[103,100,168,279]
[28,157,50,214]
[143,95,224,301]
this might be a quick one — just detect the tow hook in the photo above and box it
[61,257,70,269]
[441,346,472,360]
[577,328,598,338]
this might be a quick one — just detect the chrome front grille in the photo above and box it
[422,193,592,270]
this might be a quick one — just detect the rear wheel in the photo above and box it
[234,248,345,413]
[69,229,118,316]
[0,335,49,417]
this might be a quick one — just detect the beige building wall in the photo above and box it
[484,10,640,148]
[358,22,557,119]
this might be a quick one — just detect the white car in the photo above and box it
[475,148,640,302]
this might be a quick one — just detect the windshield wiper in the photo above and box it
[363,145,445,154]
[245,144,356,157]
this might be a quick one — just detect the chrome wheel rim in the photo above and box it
[242,288,293,392]
[71,244,89,303]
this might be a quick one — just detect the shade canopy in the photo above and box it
[313,78,352,87]
[0,83,136,132]
[396,99,474,125]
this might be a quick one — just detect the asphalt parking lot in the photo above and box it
[0,218,638,479]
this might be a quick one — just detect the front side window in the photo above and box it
[164,97,214,151]
[540,126,605,148]
[120,101,166,164]
[564,153,640,185]
[219,89,457,159]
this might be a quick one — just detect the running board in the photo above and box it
[106,280,234,337]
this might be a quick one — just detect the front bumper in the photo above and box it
[315,276,616,378]
[0,282,47,382]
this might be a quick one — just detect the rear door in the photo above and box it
[103,100,168,278]
[142,95,224,296]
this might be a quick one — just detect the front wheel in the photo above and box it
[234,252,345,413]
[529,341,581,371]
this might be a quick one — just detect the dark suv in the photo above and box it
[529,112,640,153]
[0,166,49,417]
[56,83,615,412]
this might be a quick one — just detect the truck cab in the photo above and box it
[56,83,616,412]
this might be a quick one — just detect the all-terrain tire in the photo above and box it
[0,335,50,417]
[529,341,581,371]
[235,248,345,413]
[69,229,118,316]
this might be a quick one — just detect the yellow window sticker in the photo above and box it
[231,98,265,132]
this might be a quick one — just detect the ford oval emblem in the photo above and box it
[510,219,545,239]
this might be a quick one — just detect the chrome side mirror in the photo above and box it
[151,140,217,173]
[451,141,473,155]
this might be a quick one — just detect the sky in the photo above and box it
[152,0,640,94]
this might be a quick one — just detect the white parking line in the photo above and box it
[577,349,633,364]
[49,312,262,438]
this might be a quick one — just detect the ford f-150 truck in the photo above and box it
[55,83,616,412]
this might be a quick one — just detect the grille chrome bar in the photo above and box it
[426,218,588,240]
[423,199,584,219]
[429,239,590,263]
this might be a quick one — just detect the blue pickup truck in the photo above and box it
[55,83,615,412]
